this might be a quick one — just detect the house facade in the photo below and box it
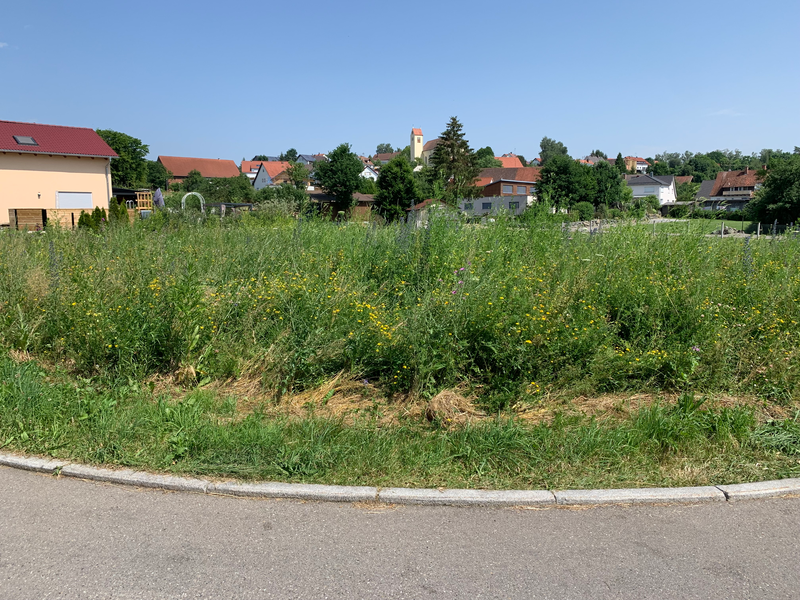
[477,167,541,199]
[252,161,294,190]
[0,120,117,228]
[460,195,530,217]
[626,174,677,205]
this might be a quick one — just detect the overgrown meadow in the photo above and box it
[2,211,800,406]
[2,211,800,487]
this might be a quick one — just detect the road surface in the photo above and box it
[1,466,798,599]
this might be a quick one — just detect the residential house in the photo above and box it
[695,180,715,205]
[675,175,694,186]
[157,156,240,185]
[360,164,379,181]
[477,167,541,199]
[626,174,677,205]
[373,152,399,164]
[252,161,294,190]
[699,168,761,211]
[497,154,524,168]
[624,156,650,173]
[0,120,117,228]
[584,155,609,166]
[296,153,327,166]
[460,195,529,217]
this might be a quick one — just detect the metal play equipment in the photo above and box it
[181,192,206,214]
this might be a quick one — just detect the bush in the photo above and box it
[573,201,595,221]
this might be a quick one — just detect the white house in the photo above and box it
[626,174,676,205]
[360,164,379,181]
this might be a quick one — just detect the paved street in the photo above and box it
[1,465,798,599]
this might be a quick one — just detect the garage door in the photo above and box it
[56,192,93,209]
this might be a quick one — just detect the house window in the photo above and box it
[502,185,512,194]
[13,135,38,146]
[508,202,519,210]
[644,187,655,193]
[482,202,492,210]
[261,178,266,183]
[464,203,473,210]
[516,186,526,194]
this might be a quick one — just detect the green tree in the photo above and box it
[430,116,481,203]
[593,160,625,207]
[538,155,597,208]
[279,148,299,162]
[614,152,627,174]
[746,155,800,223]
[286,161,310,189]
[590,149,607,159]
[539,137,569,166]
[96,129,149,187]
[475,146,502,169]
[183,169,206,192]
[376,143,394,154]
[375,156,422,222]
[201,174,254,204]
[357,177,378,195]
[251,155,270,161]
[677,181,700,203]
[516,155,527,166]
[314,143,363,209]
[650,161,672,176]
[146,160,172,190]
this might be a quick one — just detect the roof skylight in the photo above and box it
[13,135,38,146]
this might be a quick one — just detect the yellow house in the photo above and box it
[0,120,117,228]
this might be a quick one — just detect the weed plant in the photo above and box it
[1,211,799,408]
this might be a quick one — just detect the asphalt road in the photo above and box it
[1,466,798,599]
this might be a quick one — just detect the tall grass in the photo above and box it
[1,211,799,405]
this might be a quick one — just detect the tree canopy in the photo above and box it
[96,129,148,188]
[430,117,481,203]
[376,143,395,155]
[746,155,800,223]
[314,143,363,209]
[475,146,502,169]
[539,137,569,166]
[375,156,421,222]
[279,148,299,162]
[285,162,310,189]
[146,160,172,190]
[251,155,270,161]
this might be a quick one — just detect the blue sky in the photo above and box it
[1,0,798,162]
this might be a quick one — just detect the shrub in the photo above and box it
[573,201,595,221]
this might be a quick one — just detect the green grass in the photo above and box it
[1,212,799,403]
[1,212,799,487]
[1,353,798,489]
[647,219,753,235]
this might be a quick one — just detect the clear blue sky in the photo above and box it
[2,0,798,162]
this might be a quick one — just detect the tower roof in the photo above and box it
[411,128,423,136]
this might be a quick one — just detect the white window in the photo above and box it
[643,186,655,194]
[502,185,512,194]
[56,192,93,209]
[516,186,526,194]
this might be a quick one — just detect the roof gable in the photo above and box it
[478,166,541,184]
[497,156,524,168]
[709,169,759,197]
[0,120,117,158]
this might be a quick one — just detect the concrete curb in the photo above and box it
[555,486,725,506]
[1,451,799,508]
[716,478,800,501]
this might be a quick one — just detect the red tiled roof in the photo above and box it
[243,160,291,178]
[374,152,399,162]
[475,177,493,187]
[158,156,240,178]
[675,176,694,185]
[497,156,523,168]
[423,138,440,152]
[0,120,117,158]
[626,156,651,164]
[411,128,423,136]
[408,198,446,211]
[478,166,541,183]
[709,168,759,197]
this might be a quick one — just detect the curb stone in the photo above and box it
[60,463,209,494]
[554,486,726,506]
[210,481,378,503]
[1,452,799,507]
[716,478,800,501]
[378,487,555,507]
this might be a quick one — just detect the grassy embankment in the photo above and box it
[0,212,798,488]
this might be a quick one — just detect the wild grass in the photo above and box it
[2,211,799,406]
[1,353,798,488]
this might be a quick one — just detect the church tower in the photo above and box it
[411,128,423,161]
